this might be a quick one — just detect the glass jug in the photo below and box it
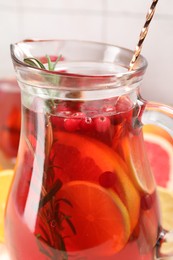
[5,39,173,260]
[0,78,21,169]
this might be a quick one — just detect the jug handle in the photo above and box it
[140,97,173,259]
[141,100,173,137]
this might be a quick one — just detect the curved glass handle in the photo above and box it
[141,100,173,137]
[155,230,173,259]
[140,98,173,259]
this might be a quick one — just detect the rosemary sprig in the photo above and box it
[62,215,76,235]
[39,120,76,259]
[36,233,68,260]
[24,54,62,111]
[47,54,62,71]
[39,179,63,209]
[36,180,75,260]
[24,55,62,71]
[24,57,46,69]
[23,55,77,259]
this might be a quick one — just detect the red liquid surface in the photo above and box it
[0,79,21,167]
[5,95,161,260]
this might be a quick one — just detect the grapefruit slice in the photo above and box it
[0,169,14,242]
[122,131,156,194]
[143,125,173,189]
[56,181,131,256]
[52,131,140,230]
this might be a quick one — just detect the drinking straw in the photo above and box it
[129,0,159,71]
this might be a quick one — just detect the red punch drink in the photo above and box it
[5,85,160,260]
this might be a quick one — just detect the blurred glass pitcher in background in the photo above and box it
[0,78,21,169]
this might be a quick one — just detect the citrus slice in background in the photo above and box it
[157,186,173,255]
[56,181,131,255]
[143,125,173,189]
[143,125,173,145]
[122,132,156,194]
[143,126,173,255]
[0,169,14,242]
[52,131,140,231]
[157,186,173,231]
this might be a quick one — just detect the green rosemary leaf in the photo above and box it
[57,198,73,207]
[36,235,52,258]
[39,179,63,209]
[48,165,62,171]
[57,234,68,260]
[36,234,49,245]
[62,252,68,260]
[38,222,52,243]
[52,55,62,71]
[46,55,54,71]
[24,57,46,69]
[23,58,38,68]
[24,55,62,71]
[64,216,77,235]
[40,248,52,259]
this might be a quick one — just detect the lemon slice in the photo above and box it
[0,169,14,242]
[157,186,173,231]
[122,133,156,194]
[157,186,173,255]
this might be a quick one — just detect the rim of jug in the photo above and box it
[10,39,148,91]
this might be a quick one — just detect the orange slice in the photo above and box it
[122,131,156,194]
[0,169,14,242]
[56,181,131,256]
[52,131,140,230]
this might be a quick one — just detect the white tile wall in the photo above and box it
[19,0,103,11]
[0,0,18,9]
[107,0,149,13]
[154,0,173,16]
[19,13,103,41]
[0,0,173,104]
[0,8,21,75]
[141,17,173,104]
